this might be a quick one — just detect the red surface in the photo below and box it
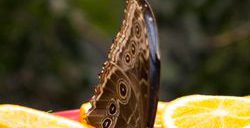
[54,109,80,121]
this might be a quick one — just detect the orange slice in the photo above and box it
[163,95,250,128]
[0,104,91,128]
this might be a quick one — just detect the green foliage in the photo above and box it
[69,0,123,35]
[0,0,249,110]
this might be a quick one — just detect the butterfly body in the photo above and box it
[86,0,160,128]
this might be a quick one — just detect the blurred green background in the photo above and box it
[0,0,250,111]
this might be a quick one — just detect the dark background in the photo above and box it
[0,0,250,111]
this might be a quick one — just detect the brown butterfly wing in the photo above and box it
[86,0,160,128]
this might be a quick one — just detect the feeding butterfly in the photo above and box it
[86,0,160,127]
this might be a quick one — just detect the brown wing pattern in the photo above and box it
[86,0,159,128]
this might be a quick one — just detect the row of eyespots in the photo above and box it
[124,21,141,66]
[101,20,142,128]
[102,22,142,128]
[102,80,129,128]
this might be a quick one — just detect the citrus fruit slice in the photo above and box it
[163,95,250,128]
[0,104,92,128]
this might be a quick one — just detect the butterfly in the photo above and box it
[86,0,160,128]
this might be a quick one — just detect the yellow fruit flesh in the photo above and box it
[0,104,87,128]
[163,95,250,128]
